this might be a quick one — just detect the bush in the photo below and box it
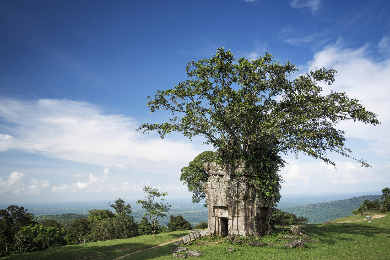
[138,217,152,235]
[167,215,192,232]
[13,225,66,254]
[66,218,91,245]
[352,199,382,214]
[89,215,138,242]
[270,209,308,227]
[194,221,208,229]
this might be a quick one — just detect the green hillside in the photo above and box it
[282,195,381,223]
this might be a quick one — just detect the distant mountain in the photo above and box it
[282,195,381,224]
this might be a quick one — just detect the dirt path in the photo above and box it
[337,214,387,223]
[112,239,180,260]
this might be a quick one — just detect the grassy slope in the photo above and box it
[4,214,389,260]
[2,231,190,260]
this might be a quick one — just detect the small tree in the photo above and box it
[136,186,171,237]
[66,218,90,245]
[87,209,115,224]
[167,215,192,232]
[109,198,132,215]
[138,217,152,235]
[194,221,208,230]
[380,187,390,212]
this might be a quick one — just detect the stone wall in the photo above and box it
[203,162,273,237]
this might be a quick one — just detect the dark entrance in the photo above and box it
[220,217,228,237]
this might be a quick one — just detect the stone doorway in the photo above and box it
[220,217,228,237]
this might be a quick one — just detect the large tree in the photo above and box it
[137,48,379,199]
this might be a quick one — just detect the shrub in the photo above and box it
[270,208,308,227]
[66,218,91,245]
[194,221,208,229]
[352,199,382,214]
[167,215,192,232]
[89,215,138,242]
[13,224,66,254]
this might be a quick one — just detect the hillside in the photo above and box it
[283,195,381,223]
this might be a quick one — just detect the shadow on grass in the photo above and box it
[301,220,390,246]
[4,232,188,260]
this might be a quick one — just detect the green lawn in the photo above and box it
[3,214,389,260]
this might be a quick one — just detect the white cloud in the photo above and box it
[281,165,309,187]
[7,172,25,185]
[76,182,88,189]
[122,181,150,192]
[378,36,390,56]
[28,179,50,194]
[290,0,321,13]
[0,172,25,194]
[304,38,390,159]
[0,98,205,176]
[0,134,14,151]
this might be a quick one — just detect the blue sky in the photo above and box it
[1,0,390,204]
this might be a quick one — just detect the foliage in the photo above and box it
[138,48,379,201]
[137,217,152,235]
[380,187,390,212]
[4,218,390,260]
[13,224,66,254]
[137,186,171,237]
[352,187,390,214]
[66,218,90,245]
[167,215,192,232]
[352,199,382,214]
[284,195,381,223]
[40,219,64,229]
[88,214,138,242]
[87,209,115,224]
[270,208,308,227]
[109,198,132,215]
[0,205,36,256]
[34,213,87,228]
[180,151,216,204]
[194,221,208,230]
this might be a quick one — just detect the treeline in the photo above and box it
[34,213,87,227]
[282,195,382,223]
[0,199,195,257]
[352,188,390,214]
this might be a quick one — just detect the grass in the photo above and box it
[3,214,389,260]
[2,230,190,260]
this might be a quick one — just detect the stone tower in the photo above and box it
[203,162,274,237]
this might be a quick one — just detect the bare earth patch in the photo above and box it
[337,214,387,223]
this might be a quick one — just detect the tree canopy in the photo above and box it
[138,48,380,198]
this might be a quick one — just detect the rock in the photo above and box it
[174,230,211,245]
[226,247,235,252]
[186,250,203,257]
[267,243,276,247]
[283,235,297,240]
[172,247,188,253]
[290,225,306,235]
[245,241,264,247]
[173,253,186,258]
[283,240,305,248]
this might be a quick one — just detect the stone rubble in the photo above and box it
[173,230,211,246]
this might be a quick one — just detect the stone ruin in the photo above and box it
[203,161,274,237]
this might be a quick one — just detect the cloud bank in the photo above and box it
[0,98,204,174]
